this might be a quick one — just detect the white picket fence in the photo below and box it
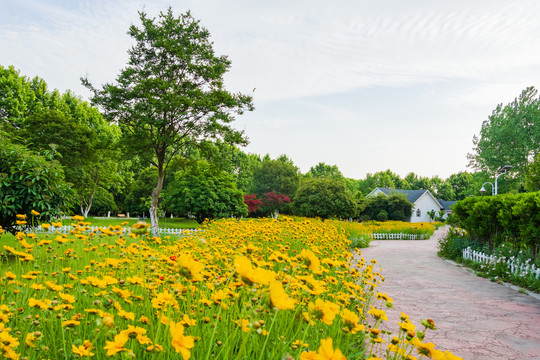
[463,247,540,279]
[369,232,424,240]
[33,225,201,236]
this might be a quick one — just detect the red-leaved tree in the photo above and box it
[244,194,263,214]
[263,192,291,219]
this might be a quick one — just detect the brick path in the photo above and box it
[358,226,540,360]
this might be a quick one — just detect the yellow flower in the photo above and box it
[431,349,464,360]
[412,338,437,357]
[298,249,322,274]
[368,305,388,321]
[180,314,197,327]
[104,332,129,356]
[31,210,40,216]
[151,290,179,310]
[0,331,20,349]
[169,321,195,360]
[30,283,45,290]
[308,299,340,325]
[340,308,365,334]
[317,338,346,360]
[233,319,250,332]
[16,214,26,219]
[269,280,296,310]
[398,321,415,333]
[177,253,204,281]
[62,320,80,327]
[299,351,320,360]
[58,292,76,304]
[4,271,16,280]
[25,332,39,347]
[72,341,94,357]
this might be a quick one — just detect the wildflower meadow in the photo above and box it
[0,214,461,360]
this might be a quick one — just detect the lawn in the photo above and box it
[57,217,201,229]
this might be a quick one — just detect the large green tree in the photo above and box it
[163,161,247,223]
[294,178,356,219]
[358,170,407,195]
[19,100,121,218]
[306,162,343,179]
[1,66,121,217]
[253,157,299,199]
[83,9,253,234]
[468,86,540,186]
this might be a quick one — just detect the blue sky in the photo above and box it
[2,0,539,179]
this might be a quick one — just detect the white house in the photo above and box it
[366,187,443,223]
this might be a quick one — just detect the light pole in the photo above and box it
[479,165,513,195]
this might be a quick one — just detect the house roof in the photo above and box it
[437,200,457,211]
[372,187,429,204]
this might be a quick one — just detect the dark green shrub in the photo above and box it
[363,193,412,221]
[0,135,73,233]
[452,192,540,257]
[376,210,388,222]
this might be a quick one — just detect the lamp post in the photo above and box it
[479,165,513,195]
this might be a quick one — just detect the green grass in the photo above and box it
[58,217,200,229]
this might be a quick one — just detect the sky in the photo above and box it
[1,0,539,180]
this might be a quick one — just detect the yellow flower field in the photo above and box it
[0,216,460,359]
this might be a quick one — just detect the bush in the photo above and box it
[437,229,472,260]
[0,135,73,233]
[452,192,540,257]
[438,229,540,293]
[362,194,413,221]
[376,210,388,222]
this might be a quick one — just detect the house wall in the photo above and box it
[369,188,384,197]
[410,193,442,223]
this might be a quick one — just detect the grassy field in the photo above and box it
[58,217,201,229]
[0,216,462,359]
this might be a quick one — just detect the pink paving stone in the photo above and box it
[357,226,540,360]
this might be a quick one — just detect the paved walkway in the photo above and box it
[358,226,540,360]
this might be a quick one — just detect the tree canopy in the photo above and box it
[253,158,299,198]
[294,178,357,219]
[83,8,253,233]
[468,86,540,186]
[163,161,247,223]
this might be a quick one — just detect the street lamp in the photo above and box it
[479,165,513,195]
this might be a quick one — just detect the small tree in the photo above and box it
[83,8,253,234]
[262,192,291,219]
[244,194,263,215]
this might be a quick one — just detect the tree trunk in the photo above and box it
[150,164,165,236]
